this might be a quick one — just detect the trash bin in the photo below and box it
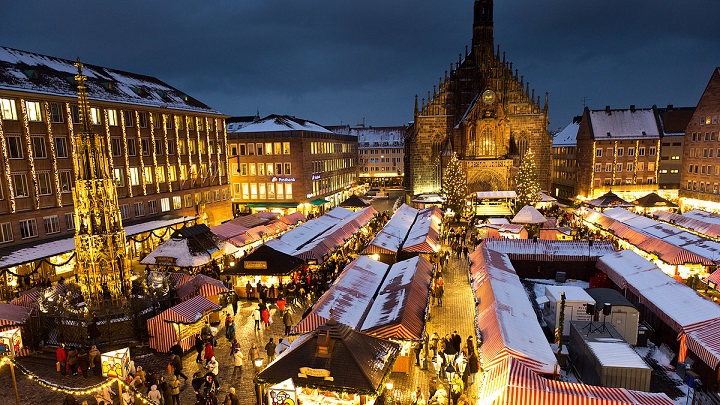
[636,321,653,347]
[555,272,567,283]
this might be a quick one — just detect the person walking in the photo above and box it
[56,344,67,377]
[435,277,445,307]
[249,343,261,365]
[264,338,277,363]
[77,349,90,378]
[224,387,241,405]
[251,306,261,330]
[282,310,293,335]
[147,384,163,405]
[201,321,212,343]
[430,332,439,358]
[226,319,236,342]
[169,374,181,405]
[87,320,101,349]
[261,306,270,330]
[170,340,183,358]
[231,342,244,378]
[206,356,219,377]
[169,353,188,382]
[195,333,204,363]
[88,345,101,375]
[411,386,426,405]
[66,346,79,375]
[413,340,423,366]
[204,341,215,366]
[160,376,173,405]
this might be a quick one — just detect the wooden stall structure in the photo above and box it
[363,204,417,264]
[224,244,305,300]
[141,224,237,272]
[0,303,32,356]
[147,295,221,353]
[176,274,231,323]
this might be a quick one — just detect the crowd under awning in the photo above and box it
[225,244,306,277]
[147,295,222,353]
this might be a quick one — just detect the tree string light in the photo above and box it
[20,98,41,210]
[515,148,541,208]
[162,114,172,193]
[120,109,133,198]
[43,102,63,208]
[149,112,160,194]
[442,152,468,215]
[0,114,17,213]
[135,110,147,196]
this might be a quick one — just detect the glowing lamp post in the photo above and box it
[386,381,394,405]
[101,347,130,400]
[0,328,22,405]
[254,358,265,405]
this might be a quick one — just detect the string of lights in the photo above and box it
[0,115,17,213]
[186,116,193,185]
[103,109,115,183]
[515,148,541,207]
[174,115,183,190]
[205,116,211,184]
[162,114,172,193]
[43,102,63,208]
[64,102,78,169]
[120,109,133,198]
[20,98,41,210]
[136,110,147,196]
[149,113,160,194]
[0,357,155,405]
[222,118,229,186]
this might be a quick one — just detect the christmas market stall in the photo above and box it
[631,192,678,215]
[338,194,372,211]
[0,302,33,356]
[363,204,418,264]
[175,274,231,323]
[224,244,305,299]
[655,210,720,239]
[255,317,400,405]
[140,224,238,273]
[400,206,442,259]
[584,191,633,211]
[597,250,720,390]
[147,295,221,353]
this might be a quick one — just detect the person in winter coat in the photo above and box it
[191,371,205,394]
[96,385,115,405]
[132,375,145,395]
[225,387,241,405]
[248,343,260,365]
[147,384,163,405]
[121,390,135,405]
[232,344,244,378]
[136,365,147,384]
[251,307,261,330]
[261,307,270,329]
[195,333,204,363]
[264,338,276,362]
[66,347,79,375]
[282,310,293,335]
[428,384,447,405]
[77,349,90,378]
[160,376,173,405]
[87,320,101,348]
[170,340,183,358]
[203,372,219,394]
[205,356,219,377]
[127,359,137,377]
[169,374,181,405]
[225,319,236,342]
[56,344,67,376]
[170,353,188,381]
[204,341,215,366]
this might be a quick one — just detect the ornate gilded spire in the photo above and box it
[74,58,92,134]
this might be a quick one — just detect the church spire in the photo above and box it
[472,0,494,59]
[74,58,93,134]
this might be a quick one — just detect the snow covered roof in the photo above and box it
[511,205,546,224]
[588,342,650,369]
[0,237,75,269]
[482,239,617,261]
[365,204,418,254]
[228,114,333,134]
[588,108,660,140]
[0,303,32,324]
[330,125,406,147]
[476,191,517,199]
[0,46,220,114]
[552,121,579,147]
[487,218,510,225]
[403,207,442,253]
[140,225,237,268]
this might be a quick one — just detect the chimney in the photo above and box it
[667,104,674,110]
[630,105,636,112]
[605,106,611,112]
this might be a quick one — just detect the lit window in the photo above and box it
[13,173,29,197]
[26,101,42,121]
[143,166,153,183]
[173,196,182,209]
[65,213,75,231]
[284,163,291,175]
[90,107,101,125]
[168,166,177,182]
[160,197,170,212]
[113,168,125,187]
[0,222,13,243]
[157,167,166,183]
[1,98,17,120]
[107,109,118,126]
[129,167,140,186]
[32,136,47,158]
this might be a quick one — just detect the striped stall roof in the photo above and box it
[364,204,418,255]
[164,295,221,324]
[147,295,221,352]
[177,274,230,301]
[279,211,307,225]
[482,239,616,262]
[682,317,720,369]
[10,287,41,309]
[403,207,442,254]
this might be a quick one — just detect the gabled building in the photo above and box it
[550,118,580,202]
[657,106,693,194]
[679,68,720,211]
[575,106,662,200]
[405,0,552,198]
[329,125,407,187]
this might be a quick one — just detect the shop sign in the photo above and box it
[298,367,333,381]
[268,378,297,405]
[176,320,205,341]
[244,261,268,270]
[155,256,177,266]
[101,347,130,378]
[0,328,22,357]
[272,177,296,182]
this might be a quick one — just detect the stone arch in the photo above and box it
[466,169,507,192]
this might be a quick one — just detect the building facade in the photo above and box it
[550,119,579,202]
[679,68,720,211]
[657,106,693,195]
[227,115,357,216]
[330,125,407,187]
[406,0,552,198]
[575,106,661,200]
[0,47,231,251]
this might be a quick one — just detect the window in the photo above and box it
[13,174,28,197]
[616,163,623,172]
[274,142,282,155]
[285,183,292,199]
[284,163,291,175]
[1,98,17,120]
[249,163,256,176]
[90,107,101,125]
[173,196,182,210]
[595,149,602,157]
[258,163,265,176]
[155,140,164,156]
[168,140,176,155]
[141,139,151,156]
[248,143,255,156]
[7,136,23,159]
[55,137,68,158]
[617,148,623,157]
[111,138,122,157]
[49,103,64,123]
[240,163,247,176]
[148,200,158,214]
[231,163,238,176]
[256,143,264,156]
[265,143,273,155]
[649,147,656,156]
[59,171,72,192]
[138,112,147,128]
[637,162,644,171]
[283,142,290,154]
[267,163,274,176]
[70,105,80,123]
[275,163,282,175]
[38,172,52,195]
[157,166,166,183]
[267,182,275,199]
[107,109,118,126]
[648,162,655,171]
[628,147,635,156]
[275,183,283,199]
[43,215,60,234]
[239,144,247,156]
[26,101,42,121]
[120,204,130,220]
[127,139,137,156]
[189,140,196,154]
[259,183,266,199]
[179,165,187,181]
[178,139,186,155]
[187,117,195,130]
[626,163,634,172]
[32,136,47,158]
[153,113,161,129]
[129,167,140,186]
[143,167,153,184]
[166,116,174,129]
[19,219,37,239]
[184,194,193,208]
[639,147,645,156]
[671,155,680,160]
[168,166,177,182]
[113,168,125,187]
[0,222,13,243]
[123,111,134,127]
[134,202,145,217]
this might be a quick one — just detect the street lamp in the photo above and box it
[254,358,265,405]
[385,382,394,405]
[445,363,456,382]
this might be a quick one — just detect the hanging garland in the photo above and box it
[1,357,155,404]
[0,252,77,278]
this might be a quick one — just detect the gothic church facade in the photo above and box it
[405,0,552,197]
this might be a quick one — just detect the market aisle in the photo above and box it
[388,247,478,403]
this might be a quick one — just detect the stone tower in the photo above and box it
[72,59,129,301]
[406,0,551,197]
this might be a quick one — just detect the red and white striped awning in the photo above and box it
[362,243,396,255]
[147,295,221,353]
[291,312,328,335]
[11,287,41,309]
[164,295,221,324]
[177,274,231,301]
[279,211,307,225]
[681,317,720,369]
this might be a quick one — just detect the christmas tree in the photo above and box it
[515,149,541,208]
[442,152,468,215]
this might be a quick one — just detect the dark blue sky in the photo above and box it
[2,0,719,130]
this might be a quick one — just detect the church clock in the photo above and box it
[482,89,496,105]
